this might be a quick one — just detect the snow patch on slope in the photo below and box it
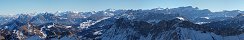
[176,17,185,21]
[79,17,111,29]
[200,17,210,19]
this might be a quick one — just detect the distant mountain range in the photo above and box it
[0,6,243,40]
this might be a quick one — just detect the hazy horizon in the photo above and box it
[0,0,244,15]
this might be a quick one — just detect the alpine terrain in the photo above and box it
[0,6,243,40]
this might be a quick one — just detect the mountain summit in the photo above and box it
[0,6,243,40]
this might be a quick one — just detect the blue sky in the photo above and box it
[0,0,244,15]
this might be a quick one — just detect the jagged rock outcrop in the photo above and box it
[101,18,244,40]
[0,6,243,40]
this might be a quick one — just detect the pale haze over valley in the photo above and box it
[0,0,244,15]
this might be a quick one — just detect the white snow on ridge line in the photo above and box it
[176,17,185,21]
[79,20,93,29]
[47,25,53,28]
[79,17,112,29]
[200,17,210,19]
[47,23,55,28]
[65,26,72,28]
[195,22,210,24]
[59,17,68,19]
[39,27,47,38]
[93,30,102,35]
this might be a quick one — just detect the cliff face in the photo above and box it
[0,6,244,40]
[102,18,244,40]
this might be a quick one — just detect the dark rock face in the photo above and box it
[0,6,244,40]
[102,18,244,40]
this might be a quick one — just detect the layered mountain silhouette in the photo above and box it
[0,6,243,40]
